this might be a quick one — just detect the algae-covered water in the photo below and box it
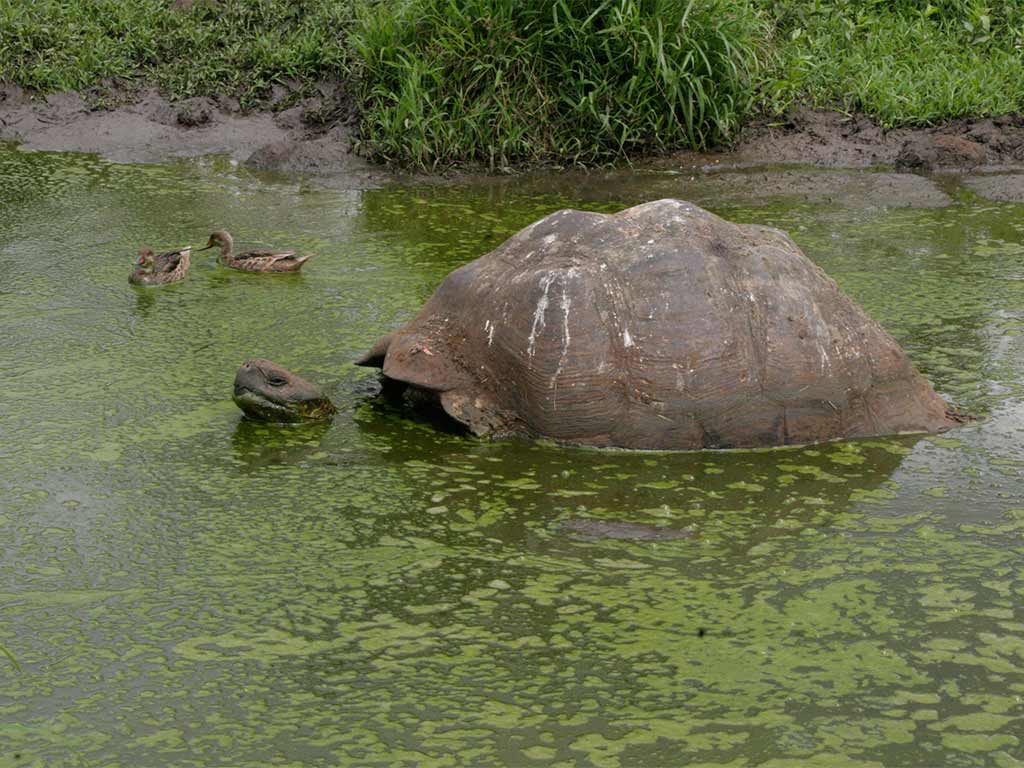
[1,148,1022,766]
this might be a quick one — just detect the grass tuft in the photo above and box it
[0,0,353,107]
[757,0,1024,125]
[4,0,1024,166]
[350,0,769,168]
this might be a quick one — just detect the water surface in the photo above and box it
[1,149,1023,766]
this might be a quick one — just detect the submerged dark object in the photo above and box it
[560,518,696,541]
[357,199,957,449]
[232,359,336,422]
[128,247,190,285]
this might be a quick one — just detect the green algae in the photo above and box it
[2,150,1024,765]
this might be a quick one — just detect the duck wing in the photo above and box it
[153,248,187,272]
[237,248,296,261]
[228,248,310,272]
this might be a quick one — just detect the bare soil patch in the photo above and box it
[651,109,1024,173]
[0,83,388,188]
[963,173,1024,203]
[4,88,1024,206]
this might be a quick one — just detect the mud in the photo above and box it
[4,84,1024,204]
[0,83,387,187]
[660,108,1024,172]
[963,172,1024,203]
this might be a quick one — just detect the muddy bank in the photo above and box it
[454,108,1024,205]
[652,108,1024,203]
[0,83,390,188]
[962,173,1024,203]
[4,86,1024,202]
[663,108,1024,172]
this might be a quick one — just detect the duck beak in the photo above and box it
[197,244,215,251]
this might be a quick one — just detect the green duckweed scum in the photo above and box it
[1,148,1023,765]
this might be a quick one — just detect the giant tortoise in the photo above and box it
[357,199,957,449]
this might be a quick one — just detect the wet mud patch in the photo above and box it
[661,109,1024,172]
[0,84,387,186]
[7,85,1024,188]
[963,173,1024,203]
[727,110,910,169]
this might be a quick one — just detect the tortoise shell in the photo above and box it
[357,199,956,449]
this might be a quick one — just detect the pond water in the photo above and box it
[1,147,1022,766]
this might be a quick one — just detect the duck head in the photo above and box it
[135,248,155,271]
[198,230,232,252]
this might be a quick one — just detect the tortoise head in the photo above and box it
[232,358,336,422]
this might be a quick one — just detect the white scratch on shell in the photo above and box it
[818,340,830,371]
[527,273,556,357]
[550,273,575,405]
[560,289,571,355]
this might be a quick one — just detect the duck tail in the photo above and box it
[284,254,312,270]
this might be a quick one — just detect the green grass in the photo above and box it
[758,0,1024,125]
[350,0,769,168]
[3,0,1024,166]
[0,0,353,107]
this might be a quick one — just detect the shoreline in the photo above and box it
[4,84,1024,203]
[0,82,391,189]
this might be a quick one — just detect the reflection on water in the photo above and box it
[1,149,1023,765]
[230,418,335,472]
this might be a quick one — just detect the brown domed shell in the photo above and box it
[357,199,956,449]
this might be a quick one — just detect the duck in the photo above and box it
[128,247,191,285]
[197,230,311,273]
